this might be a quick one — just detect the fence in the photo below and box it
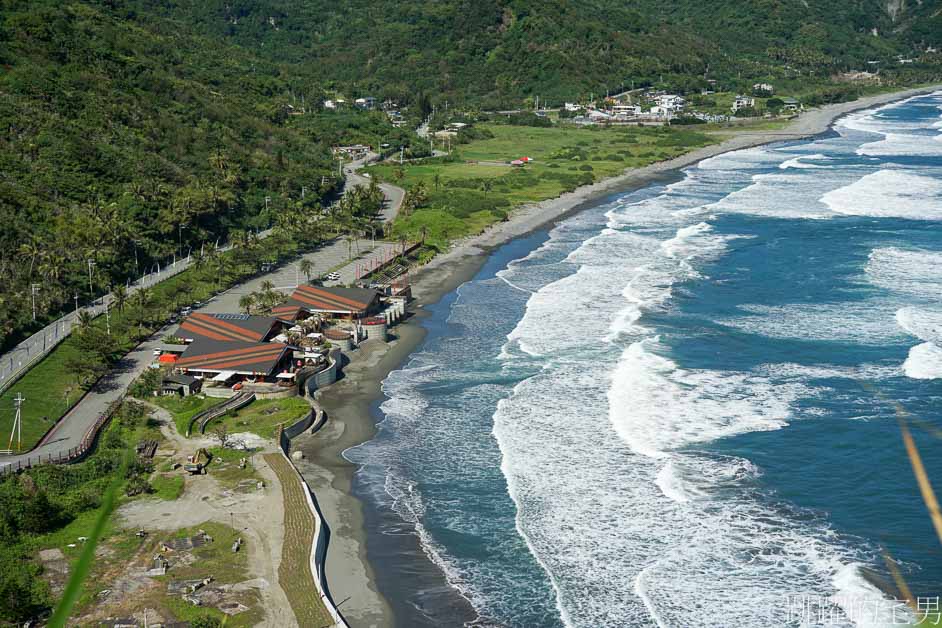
[0,395,125,476]
[0,228,276,396]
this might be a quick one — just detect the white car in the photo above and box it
[327,272,341,281]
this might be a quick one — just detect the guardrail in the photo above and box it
[0,229,277,397]
[186,391,256,437]
[0,396,125,476]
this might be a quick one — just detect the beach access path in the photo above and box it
[0,159,405,471]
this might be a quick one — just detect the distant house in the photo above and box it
[612,104,641,117]
[781,97,802,112]
[355,97,377,109]
[655,94,685,111]
[753,83,774,94]
[323,98,346,110]
[161,373,202,397]
[731,95,756,112]
[564,102,581,112]
[332,144,371,159]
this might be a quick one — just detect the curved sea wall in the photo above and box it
[278,405,347,627]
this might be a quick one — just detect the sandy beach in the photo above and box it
[289,83,941,628]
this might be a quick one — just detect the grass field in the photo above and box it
[210,398,311,440]
[367,123,715,248]
[263,452,333,627]
[151,394,221,436]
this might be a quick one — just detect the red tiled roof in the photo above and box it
[179,312,277,343]
[288,285,378,315]
[177,339,288,375]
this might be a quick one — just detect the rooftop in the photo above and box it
[285,284,380,315]
[176,338,291,376]
[179,312,280,343]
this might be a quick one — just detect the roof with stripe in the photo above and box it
[179,312,280,343]
[176,338,290,375]
[284,284,380,315]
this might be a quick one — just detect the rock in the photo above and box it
[290,450,304,461]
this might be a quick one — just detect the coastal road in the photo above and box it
[1,157,405,470]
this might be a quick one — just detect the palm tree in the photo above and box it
[113,285,128,313]
[480,180,493,197]
[76,310,94,334]
[239,294,255,315]
[299,259,314,282]
[18,239,43,278]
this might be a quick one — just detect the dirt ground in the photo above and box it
[83,404,299,628]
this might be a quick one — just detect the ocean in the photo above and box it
[345,93,942,627]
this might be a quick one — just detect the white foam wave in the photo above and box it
[608,339,802,458]
[724,302,906,344]
[821,170,942,220]
[866,248,942,299]
[903,342,942,379]
[780,153,832,169]
[895,307,942,342]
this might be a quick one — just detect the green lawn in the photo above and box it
[151,394,222,436]
[149,474,185,501]
[209,397,311,440]
[367,123,715,248]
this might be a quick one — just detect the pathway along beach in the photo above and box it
[294,84,942,628]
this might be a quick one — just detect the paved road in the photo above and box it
[1,159,404,470]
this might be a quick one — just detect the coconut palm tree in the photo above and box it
[299,259,314,282]
[113,284,128,313]
[76,310,94,334]
[239,294,255,315]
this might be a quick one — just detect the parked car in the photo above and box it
[152,348,163,357]
[327,272,341,281]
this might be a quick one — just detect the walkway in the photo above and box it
[1,158,403,470]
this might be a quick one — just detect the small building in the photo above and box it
[278,284,382,320]
[332,144,371,160]
[781,97,801,112]
[176,339,294,382]
[731,95,756,112]
[564,102,581,112]
[655,94,685,111]
[355,96,377,109]
[753,83,774,94]
[161,373,202,397]
[612,104,641,117]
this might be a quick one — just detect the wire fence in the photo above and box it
[0,231,270,396]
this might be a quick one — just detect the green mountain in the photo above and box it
[0,0,939,348]
[142,0,942,105]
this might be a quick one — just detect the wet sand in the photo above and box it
[289,84,942,628]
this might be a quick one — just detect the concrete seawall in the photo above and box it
[278,405,348,627]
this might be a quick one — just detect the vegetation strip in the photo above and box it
[263,453,335,627]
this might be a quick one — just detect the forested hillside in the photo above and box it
[0,0,414,349]
[1,0,940,349]
[141,0,942,105]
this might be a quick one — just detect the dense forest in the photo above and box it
[138,0,942,105]
[1,0,941,350]
[0,0,417,350]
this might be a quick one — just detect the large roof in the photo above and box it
[284,284,379,315]
[179,312,279,343]
[176,338,289,376]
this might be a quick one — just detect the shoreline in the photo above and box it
[291,84,941,628]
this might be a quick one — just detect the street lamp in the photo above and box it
[86,259,95,303]
[31,283,40,322]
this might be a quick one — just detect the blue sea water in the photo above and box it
[346,93,942,627]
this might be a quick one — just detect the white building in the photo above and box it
[655,94,685,111]
[564,102,582,112]
[612,104,641,117]
[731,95,755,112]
[753,83,774,94]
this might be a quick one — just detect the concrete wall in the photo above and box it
[303,349,341,397]
[204,387,237,399]
[277,403,348,628]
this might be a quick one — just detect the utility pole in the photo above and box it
[74,294,79,313]
[265,196,271,212]
[86,259,95,302]
[8,393,24,453]
[31,283,40,321]
[399,146,404,165]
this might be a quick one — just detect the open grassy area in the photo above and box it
[210,397,311,440]
[263,453,333,627]
[205,446,262,490]
[149,474,185,501]
[367,123,715,248]
[151,394,221,436]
